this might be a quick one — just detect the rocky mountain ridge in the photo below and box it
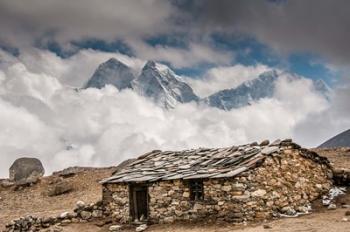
[319,129,350,148]
[85,58,330,110]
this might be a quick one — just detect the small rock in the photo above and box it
[297,206,310,214]
[252,189,267,197]
[342,217,348,222]
[70,212,78,218]
[193,203,203,210]
[47,180,73,196]
[76,200,86,208]
[260,140,270,146]
[71,218,79,223]
[281,138,292,143]
[261,146,279,155]
[281,206,296,216]
[60,219,71,226]
[345,211,350,216]
[136,224,148,232]
[328,203,337,210]
[263,224,272,229]
[222,185,232,192]
[270,139,281,146]
[1,179,15,188]
[42,216,55,224]
[80,211,92,220]
[163,216,175,223]
[55,167,81,178]
[109,225,122,231]
[182,192,190,198]
[59,212,69,219]
[92,210,103,218]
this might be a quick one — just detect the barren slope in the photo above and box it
[0,167,115,227]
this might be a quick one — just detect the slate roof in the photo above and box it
[101,139,329,184]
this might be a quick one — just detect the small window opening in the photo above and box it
[189,179,204,201]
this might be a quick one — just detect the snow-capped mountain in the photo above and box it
[202,70,331,111]
[84,59,198,108]
[131,61,199,108]
[202,70,279,110]
[85,58,330,110]
[84,58,136,90]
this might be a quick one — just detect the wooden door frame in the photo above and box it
[129,183,149,221]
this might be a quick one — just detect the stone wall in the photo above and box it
[103,183,129,223]
[148,180,192,223]
[201,147,332,223]
[4,200,108,232]
[105,146,332,223]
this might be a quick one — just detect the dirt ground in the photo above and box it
[313,147,350,170]
[0,167,115,228]
[1,148,350,232]
[50,208,350,232]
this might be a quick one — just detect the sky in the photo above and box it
[0,0,350,176]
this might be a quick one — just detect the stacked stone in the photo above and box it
[103,183,129,223]
[4,201,109,232]
[149,180,192,223]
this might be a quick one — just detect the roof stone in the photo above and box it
[101,139,329,184]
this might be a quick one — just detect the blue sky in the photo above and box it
[33,33,337,85]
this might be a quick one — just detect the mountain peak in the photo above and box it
[203,70,279,110]
[143,60,157,70]
[318,129,350,148]
[102,58,129,68]
[84,58,135,90]
[313,79,331,95]
[132,61,199,108]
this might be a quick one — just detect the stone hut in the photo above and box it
[100,139,332,224]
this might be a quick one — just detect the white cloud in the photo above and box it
[185,64,271,97]
[0,49,348,178]
[0,98,63,173]
[2,48,146,87]
[3,62,61,104]
[294,82,350,146]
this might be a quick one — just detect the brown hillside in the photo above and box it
[0,167,115,227]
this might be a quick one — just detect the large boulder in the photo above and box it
[9,157,45,184]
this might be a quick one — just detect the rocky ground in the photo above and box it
[0,167,115,228]
[0,148,349,232]
[312,147,350,170]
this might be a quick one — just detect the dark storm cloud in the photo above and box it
[187,0,350,66]
[0,0,175,48]
[1,0,350,66]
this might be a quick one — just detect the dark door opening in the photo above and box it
[129,184,148,222]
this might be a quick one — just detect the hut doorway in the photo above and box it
[129,184,148,222]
